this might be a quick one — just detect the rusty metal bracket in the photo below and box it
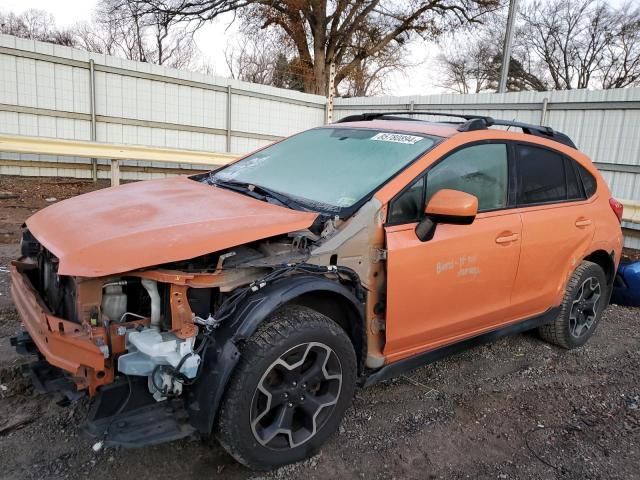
[169,284,198,339]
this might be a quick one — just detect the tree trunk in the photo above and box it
[314,58,327,95]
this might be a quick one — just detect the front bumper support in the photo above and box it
[10,260,110,393]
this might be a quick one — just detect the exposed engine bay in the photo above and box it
[11,189,386,448]
[19,222,367,404]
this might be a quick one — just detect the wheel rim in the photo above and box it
[250,342,343,450]
[569,276,601,338]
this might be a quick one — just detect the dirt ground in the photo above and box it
[0,175,639,480]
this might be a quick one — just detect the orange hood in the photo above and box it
[26,176,318,277]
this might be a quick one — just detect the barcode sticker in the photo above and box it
[371,132,423,145]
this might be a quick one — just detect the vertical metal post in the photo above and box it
[498,0,518,93]
[326,62,336,124]
[540,98,549,126]
[409,100,415,118]
[111,159,120,187]
[226,85,232,153]
[89,59,98,182]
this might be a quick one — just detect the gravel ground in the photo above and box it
[0,176,639,480]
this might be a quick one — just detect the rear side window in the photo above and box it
[516,145,567,205]
[576,163,597,197]
[564,157,583,200]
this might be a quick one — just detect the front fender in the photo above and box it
[187,275,365,434]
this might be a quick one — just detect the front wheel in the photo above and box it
[216,305,357,470]
[539,260,608,349]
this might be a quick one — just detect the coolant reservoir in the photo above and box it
[101,285,127,322]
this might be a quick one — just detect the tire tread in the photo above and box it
[216,304,356,470]
[538,260,606,349]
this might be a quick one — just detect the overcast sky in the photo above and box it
[0,0,448,96]
[0,0,632,97]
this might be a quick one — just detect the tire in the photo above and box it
[215,305,357,470]
[538,261,608,349]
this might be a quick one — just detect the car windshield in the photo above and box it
[208,127,438,214]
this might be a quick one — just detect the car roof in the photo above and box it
[332,113,577,149]
[329,119,461,138]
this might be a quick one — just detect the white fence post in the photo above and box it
[226,85,232,153]
[540,98,549,126]
[89,59,98,182]
[326,62,336,124]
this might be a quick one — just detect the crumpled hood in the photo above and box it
[26,176,317,277]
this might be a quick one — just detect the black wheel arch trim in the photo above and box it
[186,274,366,435]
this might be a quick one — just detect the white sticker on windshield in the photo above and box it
[371,132,423,145]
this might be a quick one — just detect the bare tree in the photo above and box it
[0,9,76,46]
[340,45,409,97]
[90,0,198,68]
[521,0,640,90]
[224,13,415,96]
[336,21,418,97]
[224,32,283,84]
[438,0,640,93]
[73,21,118,55]
[135,0,502,95]
[437,10,547,93]
[437,37,496,93]
[148,7,198,67]
[599,2,640,89]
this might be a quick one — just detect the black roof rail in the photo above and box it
[335,110,576,149]
[335,111,494,126]
[490,119,577,148]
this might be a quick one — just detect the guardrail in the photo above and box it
[622,200,640,225]
[0,134,239,186]
[0,133,638,225]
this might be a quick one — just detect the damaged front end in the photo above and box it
[11,224,369,447]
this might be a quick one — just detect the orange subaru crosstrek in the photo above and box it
[11,112,623,469]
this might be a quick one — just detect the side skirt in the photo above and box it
[363,306,560,387]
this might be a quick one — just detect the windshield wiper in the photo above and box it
[211,178,309,211]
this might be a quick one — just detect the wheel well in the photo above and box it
[584,250,615,285]
[288,291,366,373]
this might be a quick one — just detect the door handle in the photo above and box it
[575,218,592,228]
[495,233,520,244]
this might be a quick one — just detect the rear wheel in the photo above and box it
[539,261,608,349]
[216,305,357,470]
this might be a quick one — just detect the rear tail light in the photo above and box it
[609,197,623,223]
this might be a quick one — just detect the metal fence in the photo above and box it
[1,34,640,245]
[0,34,326,180]
[335,88,640,199]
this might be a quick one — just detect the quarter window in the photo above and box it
[516,145,566,204]
[565,157,583,200]
[576,163,597,198]
[388,176,424,224]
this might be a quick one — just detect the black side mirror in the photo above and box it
[415,217,436,242]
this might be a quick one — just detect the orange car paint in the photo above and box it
[384,209,523,361]
[374,128,622,364]
[26,176,317,277]
[12,119,623,391]
[425,189,479,218]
